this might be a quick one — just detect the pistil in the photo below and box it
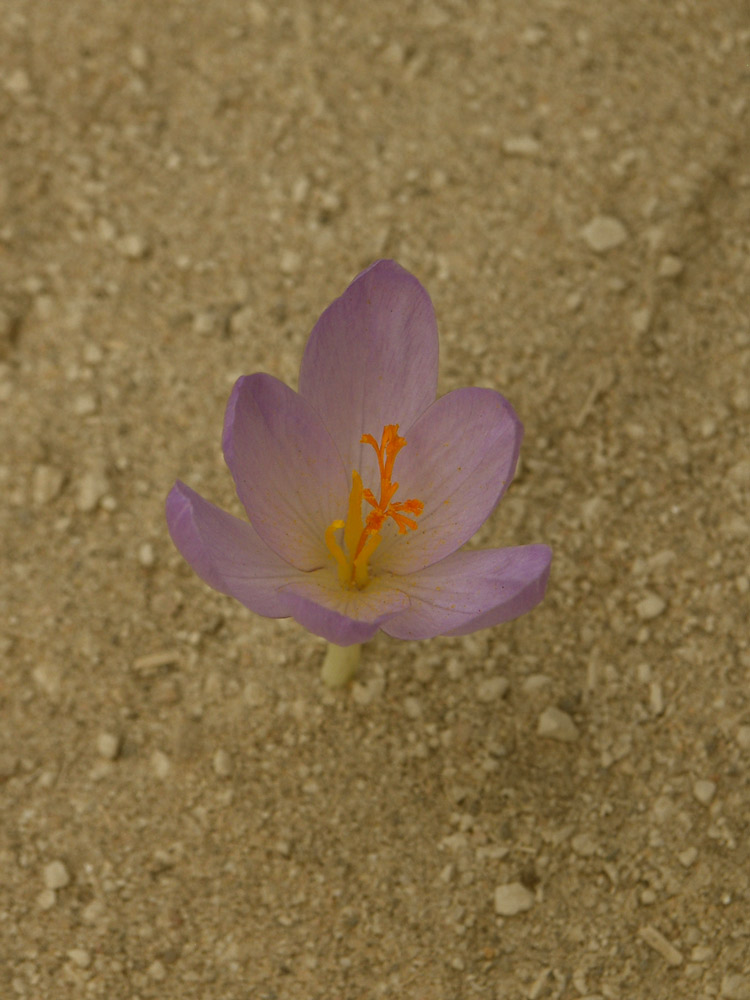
[324,424,423,589]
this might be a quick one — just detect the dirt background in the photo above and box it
[2,1,749,998]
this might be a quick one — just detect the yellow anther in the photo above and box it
[353,531,381,589]
[344,470,365,559]
[324,519,350,587]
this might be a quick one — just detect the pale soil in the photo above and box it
[2,2,749,999]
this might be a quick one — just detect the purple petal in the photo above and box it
[166,481,300,617]
[283,571,408,645]
[298,260,439,477]
[382,544,552,640]
[222,373,349,570]
[376,387,523,573]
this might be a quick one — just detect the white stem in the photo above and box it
[321,642,361,687]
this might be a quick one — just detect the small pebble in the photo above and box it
[476,676,509,702]
[635,593,666,621]
[537,706,579,742]
[351,677,384,706]
[68,948,91,969]
[213,748,232,778]
[652,795,674,823]
[117,233,149,259]
[96,732,120,760]
[148,959,167,981]
[649,681,664,715]
[138,542,156,567]
[72,393,98,416]
[571,833,598,857]
[638,924,683,966]
[502,135,540,157]
[403,697,423,719]
[97,217,117,242]
[692,779,716,806]
[129,44,149,71]
[76,467,109,513]
[581,215,628,253]
[736,725,750,750]
[494,882,534,916]
[280,249,301,275]
[243,680,269,707]
[151,750,171,780]
[43,860,70,890]
[658,254,684,278]
[32,464,65,506]
[580,496,605,529]
[228,305,255,337]
[192,310,216,336]
[81,900,107,925]
[37,889,56,909]
[446,657,465,681]
[678,847,698,867]
[291,175,310,203]
[33,663,61,700]
[82,342,103,364]
[521,26,546,46]
[132,649,180,675]
[5,68,32,96]
[631,307,652,335]
[522,673,552,694]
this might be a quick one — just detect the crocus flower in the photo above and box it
[166,260,551,665]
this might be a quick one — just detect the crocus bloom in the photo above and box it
[166,260,551,647]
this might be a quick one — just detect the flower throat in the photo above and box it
[325,424,423,589]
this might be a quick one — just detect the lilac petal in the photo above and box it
[382,544,552,640]
[222,373,349,570]
[166,481,300,617]
[376,387,523,574]
[298,260,439,478]
[283,571,408,645]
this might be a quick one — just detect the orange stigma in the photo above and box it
[325,424,424,589]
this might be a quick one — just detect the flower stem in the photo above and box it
[321,642,361,687]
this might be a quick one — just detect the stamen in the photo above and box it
[344,470,365,559]
[324,519,350,587]
[353,532,381,588]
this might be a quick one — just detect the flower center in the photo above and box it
[325,424,424,589]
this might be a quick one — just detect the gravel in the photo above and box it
[476,676,509,702]
[580,215,628,252]
[494,882,535,916]
[692,779,717,806]
[638,925,683,967]
[42,860,70,891]
[96,732,121,760]
[537,706,580,742]
[3,3,748,997]
[635,593,667,621]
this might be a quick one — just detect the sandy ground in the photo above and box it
[2,2,749,998]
